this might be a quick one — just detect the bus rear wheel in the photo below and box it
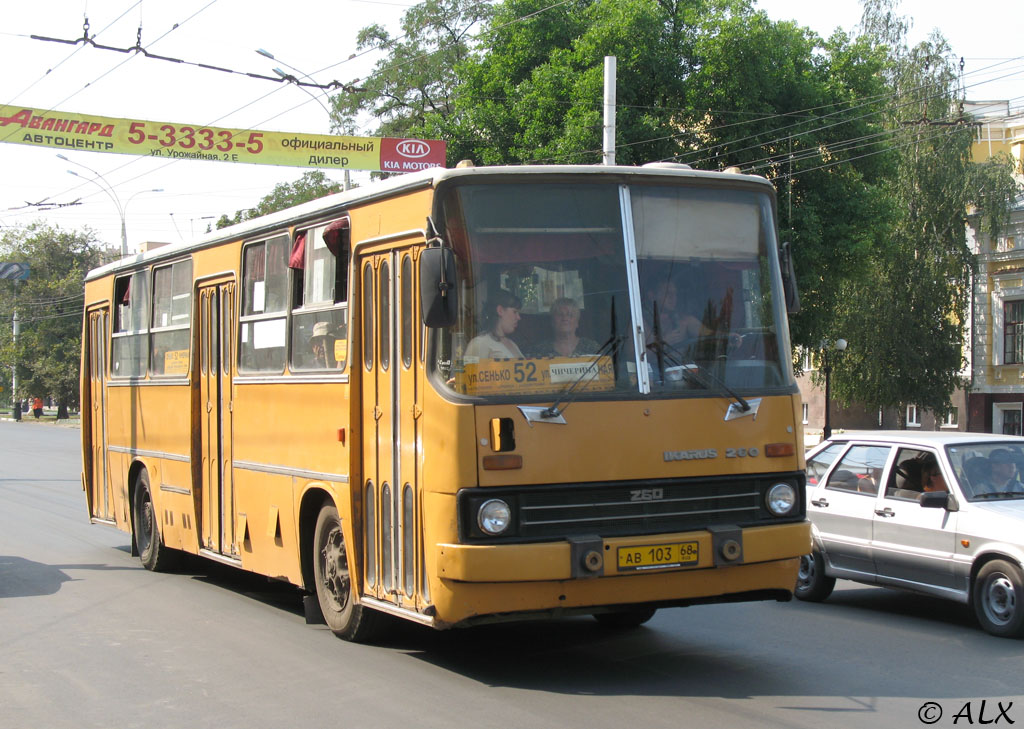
[132,469,175,572]
[313,501,383,642]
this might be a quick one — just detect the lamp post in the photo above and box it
[821,338,848,440]
[58,154,162,256]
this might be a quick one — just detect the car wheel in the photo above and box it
[795,550,835,602]
[313,500,384,642]
[593,607,657,629]
[973,559,1024,638]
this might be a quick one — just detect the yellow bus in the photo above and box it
[81,162,810,641]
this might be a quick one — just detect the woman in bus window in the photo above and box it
[464,290,524,361]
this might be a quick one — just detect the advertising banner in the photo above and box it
[0,105,447,172]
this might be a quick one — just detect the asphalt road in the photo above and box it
[1,419,1022,729]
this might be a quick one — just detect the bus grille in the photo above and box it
[459,474,802,543]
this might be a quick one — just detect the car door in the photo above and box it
[807,443,893,579]
[872,447,959,594]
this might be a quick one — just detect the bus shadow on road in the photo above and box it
[0,555,137,598]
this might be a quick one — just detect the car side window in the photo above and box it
[885,448,931,501]
[807,443,846,486]
[825,445,890,496]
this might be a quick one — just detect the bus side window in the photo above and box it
[111,270,149,378]
[289,218,349,371]
[150,259,193,377]
[239,236,288,373]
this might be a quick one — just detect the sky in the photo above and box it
[1,0,1021,254]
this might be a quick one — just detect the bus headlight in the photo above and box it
[477,499,511,535]
[766,483,797,516]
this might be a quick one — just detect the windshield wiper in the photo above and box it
[975,491,1024,500]
[647,332,750,413]
[543,299,626,419]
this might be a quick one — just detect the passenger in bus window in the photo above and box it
[310,321,339,368]
[464,290,524,361]
[530,298,599,358]
[643,279,703,347]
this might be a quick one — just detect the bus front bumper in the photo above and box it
[436,521,810,582]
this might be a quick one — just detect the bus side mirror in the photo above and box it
[420,247,459,328]
[779,240,800,315]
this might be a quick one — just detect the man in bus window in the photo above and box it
[310,321,338,368]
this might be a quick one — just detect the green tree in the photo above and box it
[216,170,343,229]
[829,0,1021,422]
[331,0,495,139]
[0,222,104,418]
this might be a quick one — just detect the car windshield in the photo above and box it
[432,179,794,403]
[946,442,1024,500]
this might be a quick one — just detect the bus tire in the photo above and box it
[973,559,1024,638]
[133,469,175,572]
[313,501,383,642]
[593,607,657,629]
[795,550,835,602]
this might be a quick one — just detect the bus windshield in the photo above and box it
[435,180,794,401]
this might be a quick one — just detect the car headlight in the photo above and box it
[477,499,511,535]
[766,482,797,516]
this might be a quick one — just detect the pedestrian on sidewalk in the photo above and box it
[32,396,43,419]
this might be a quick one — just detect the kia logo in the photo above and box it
[396,140,432,159]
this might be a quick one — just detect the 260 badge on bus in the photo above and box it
[617,541,699,571]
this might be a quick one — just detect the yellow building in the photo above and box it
[967,101,1024,433]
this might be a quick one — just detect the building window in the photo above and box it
[802,403,809,425]
[907,404,920,428]
[941,409,959,429]
[1004,300,1024,365]
[1003,408,1022,436]
[801,349,813,373]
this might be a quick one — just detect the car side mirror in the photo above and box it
[920,491,958,511]
[419,246,459,328]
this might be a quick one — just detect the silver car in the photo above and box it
[797,431,1024,638]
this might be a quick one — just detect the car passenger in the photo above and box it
[978,449,1024,495]
[921,456,948,493]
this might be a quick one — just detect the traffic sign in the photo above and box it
[0,262,30,280]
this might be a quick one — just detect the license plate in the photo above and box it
[617,541,699,571]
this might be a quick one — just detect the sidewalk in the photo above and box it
[0,408,81,427]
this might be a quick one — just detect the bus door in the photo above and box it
[86,307,113,523]
[197,279,237,557]
[359,246,423,609]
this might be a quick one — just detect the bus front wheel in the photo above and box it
[132,469,175,572]
[313,501,383,642]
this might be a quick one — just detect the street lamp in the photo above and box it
[255,48,351,191]
[821,338,848,440]
[58,154,162,256]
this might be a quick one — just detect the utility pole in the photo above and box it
[1,265,29,420]
[603,56,616,165]
[12,307,20,421]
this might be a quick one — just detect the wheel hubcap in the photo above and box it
[982,574,1017,626]
[321,525,350,612]
[797,554,815,589]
